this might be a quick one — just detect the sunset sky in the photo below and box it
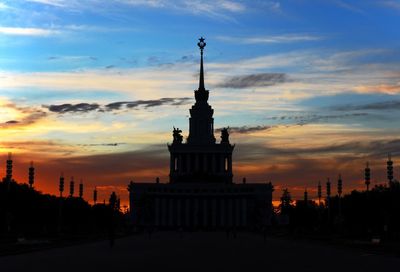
[1,0,400,205]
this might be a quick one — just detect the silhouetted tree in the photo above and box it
[279,188,293,215]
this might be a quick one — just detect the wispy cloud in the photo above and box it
[47,55,98,61]
[332,0,365,13]
[332,100,400,111]
[238,138,400,160]
[267,113,369,125]
[23,0,247,21]
[45,97,192,114]
[0,26,60,36]
[216,125,272,134]
[47,103,100,114]
[0,101,47,129]
[217,34,322,44]
[26,0,67,7]
[353,83,400,95]
[0,2,9,9]
[216,73,288,88]
[380,1,400,10]
[0,23,138,38]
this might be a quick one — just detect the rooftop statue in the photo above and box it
[172,127,183,144]
[221,127,230,144]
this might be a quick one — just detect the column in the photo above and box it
[242,198,247,227]
[195,154,199,172]
[212,154,216,174]
[212,198,216,228]
[161,198,166,226]
[155,197,160,227]
[170,155,174,173]
[228,198,233,227]
[168,198,173,227]
[177,198,181,227]
[185,198,190,227]
[178,154,182,173]
[235,198,240,227]
[203,198,208,227]
[228,154,232,173]
[199,154,203,172]
[186,154,190,173]
[220,198,225,227]
[220,156,225,173]
[194,198,199,227]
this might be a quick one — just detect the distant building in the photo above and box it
[128,38,273,229]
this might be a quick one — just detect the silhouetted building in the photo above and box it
[69,177,74,197]
[93,187,97,204]
[59,173,65,197]
[128,38,273,229]
[365,162,371,191]
[28,161,35,188]
[79,181,83,198]
[317,181,322,205]
[4,152,13,183]
[387,153,394,185]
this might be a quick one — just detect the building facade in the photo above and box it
[128,38,273,229]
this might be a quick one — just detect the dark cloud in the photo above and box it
[216,113,367,135]
[216,125,272,134]
[216,73,288,89]
[332,100,400,111]
[45,98,192,114]
[6,144,169,205]
[43,144,169,183]
[105,65,115,69]
[47,56,97,61]
[16,139,396,203]
[0,103,47,129]
[267,113,368,125]
[119,57,137,65]
[47,103,100,114]
[104,102,128,111]
[104,97,191,111]
[5,120,19,124]
[78,143,126,147]
[147,56,160,65]
[236,139,400,163]
[178,55,195,63]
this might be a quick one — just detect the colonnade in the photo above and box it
[154,196,247,228]
[170,153,232,174]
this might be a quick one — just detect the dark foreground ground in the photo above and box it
[1,231,399,272]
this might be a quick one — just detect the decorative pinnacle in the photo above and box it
[197,37,206,51]
[198,37,206,92]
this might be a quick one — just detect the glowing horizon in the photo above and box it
[1,0,400,206]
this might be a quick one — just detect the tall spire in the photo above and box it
[6,152,12,183]
[198,37,206,91]
[194,37,209,102]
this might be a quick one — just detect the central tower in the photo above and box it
[187,37,216,145]
[168,37,234,184]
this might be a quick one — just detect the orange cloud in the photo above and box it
[353,83,400,94]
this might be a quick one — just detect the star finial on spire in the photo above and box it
[196,36,207,94]
[197,37,206,51]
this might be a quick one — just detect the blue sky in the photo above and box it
[1,0,400,202]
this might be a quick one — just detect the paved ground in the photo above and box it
[0,232,399,272]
